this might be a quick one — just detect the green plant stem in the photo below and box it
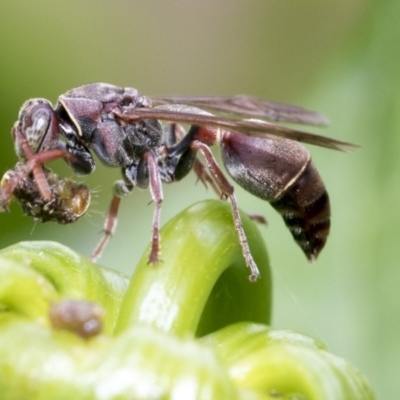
[115,200,272,337]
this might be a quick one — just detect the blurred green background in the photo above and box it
[0,1,398,397]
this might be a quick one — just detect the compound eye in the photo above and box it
[13,99,59,158]
[24,107,52,152]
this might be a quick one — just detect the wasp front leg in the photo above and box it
[11,125,69,201]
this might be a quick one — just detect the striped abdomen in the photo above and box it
[221,131,331,260]
[269,159,330,261]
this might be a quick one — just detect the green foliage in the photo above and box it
[0,201,374,399]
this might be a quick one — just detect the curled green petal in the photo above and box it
[203,322,375,400]
[0,318,237,400]
[0,241,128,334]
[115,200,271,337]
[0,256,58,325]
[0,200,375,399]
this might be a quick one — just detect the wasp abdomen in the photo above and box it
[221,132,330,260]
[270,159,330,261]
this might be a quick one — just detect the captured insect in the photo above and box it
[1,163,90,224]
[0,83,357,281]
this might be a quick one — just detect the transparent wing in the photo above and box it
[119,105,358,152]
[150,95,330,127]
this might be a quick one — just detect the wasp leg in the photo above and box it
[91,151,163,265]
[193,141,260,281]
[13,126,72,200]
[170,124,265,220]
[246,214,267,225]
[0,149,71,209]
[171,127,260,281]
[164,123,222,196]
[142,151,163,264]
[90,195,121,263]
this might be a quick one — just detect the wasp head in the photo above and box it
[12,98,60,160]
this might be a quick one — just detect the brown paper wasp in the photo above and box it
[0,83,357,280]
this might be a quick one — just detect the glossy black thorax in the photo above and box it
[56,83,165,169]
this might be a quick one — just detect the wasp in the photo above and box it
[0,83,357,280]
